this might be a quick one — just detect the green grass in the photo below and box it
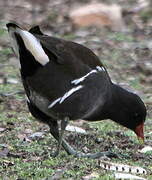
[0,23,152,180]
[108,32,135,42]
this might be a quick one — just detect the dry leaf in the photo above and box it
[82,172,99,180]
[114,172,147,180]
[66,125,87,134]
[0,148,9,157]
[139,146,152,153]
[0,127,6,132]
[28,132,44,140]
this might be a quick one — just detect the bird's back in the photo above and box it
[7,24,112,120]
[25,35,111,120]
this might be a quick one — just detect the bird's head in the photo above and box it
[124,99,146,143]
[110,84,146,143]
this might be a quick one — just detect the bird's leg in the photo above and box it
[49,117,71,157]
[49,119,117,159]
[55,117,69,156]
[26,101,76,156]
[61,140,117,159]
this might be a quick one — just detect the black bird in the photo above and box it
[6,22,146,158]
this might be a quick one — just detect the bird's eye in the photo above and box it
[134,112,139,118]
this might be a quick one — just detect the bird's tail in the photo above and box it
[6,22,49,66]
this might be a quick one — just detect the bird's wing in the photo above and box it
[28,26,105,72]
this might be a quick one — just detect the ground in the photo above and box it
[0,0,152,179]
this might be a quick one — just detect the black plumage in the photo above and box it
[6,23,146,158]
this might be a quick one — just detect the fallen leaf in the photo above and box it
[114,172,147,180]
[66,125,87,134]
[0,127,6,133]
[0,148,9,157]
[28,132,44,140]
[82,172,99,180]
[0,78,4,84]
[17,133,27,141]
[2,159,14,166]
[8,152,26,158]
[139,146,152,153]
[50,168,66,180]
[7,78,19,84]
[24,128,33,134]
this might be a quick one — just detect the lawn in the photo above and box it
[0,4,152,179]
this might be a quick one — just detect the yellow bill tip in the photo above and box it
[138,137,144,144]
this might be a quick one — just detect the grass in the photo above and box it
[0,24,152,180]
[108,32,135,42]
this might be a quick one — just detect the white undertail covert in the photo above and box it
[8,27,49,66]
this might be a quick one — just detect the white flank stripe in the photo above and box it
[17,29,49,65]
[48,97,61,108]
[60,85,83,103]
[48,85,83,109]
[71,66,105,85]
[71,70,97,85]
[25,95,30,103]
[96,66,105,71]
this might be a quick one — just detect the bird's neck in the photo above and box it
[105,83,130,126]
[89,83,128,123]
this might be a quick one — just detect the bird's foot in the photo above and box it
[61,138,118,159]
